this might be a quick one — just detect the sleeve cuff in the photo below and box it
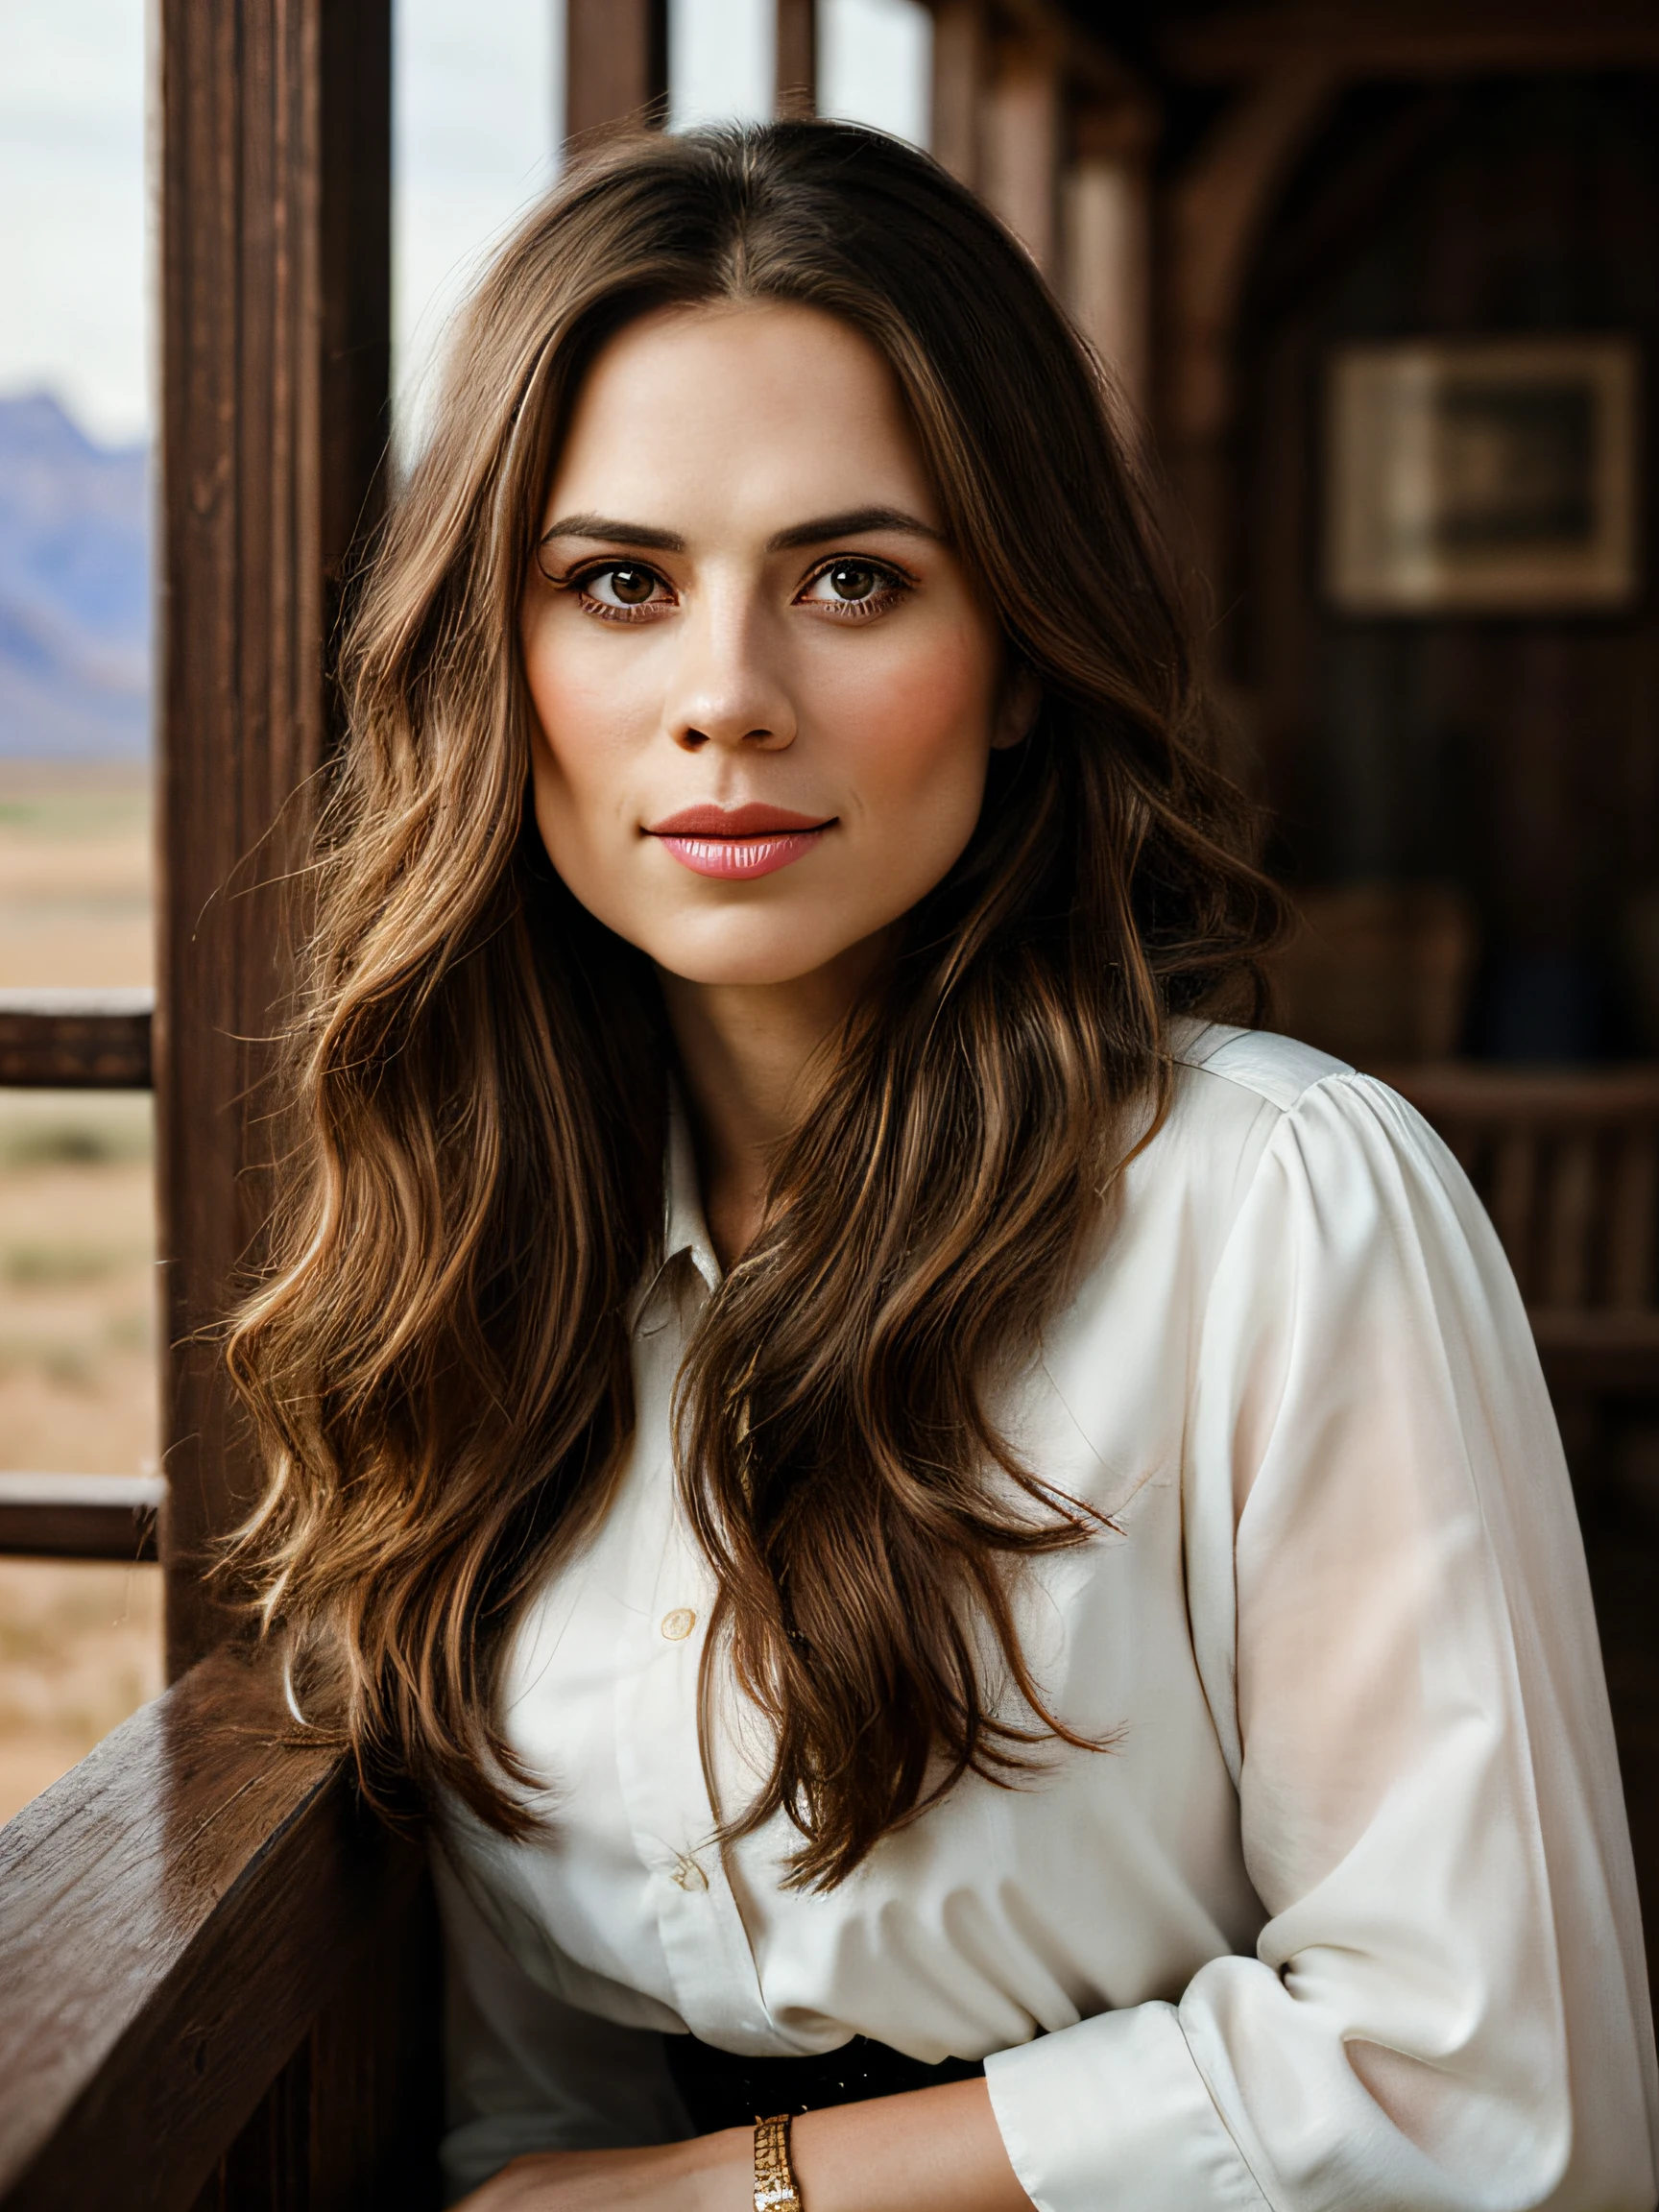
[985,2003,1269,2212]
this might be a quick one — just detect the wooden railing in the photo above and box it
[1388,1064,1659,1395]
[0,993,160,1566]
[0,989,154,1090]
[0,990,445,2210]
[0,1651,441,2212]
[0,1472,164,1561]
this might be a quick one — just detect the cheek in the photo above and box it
[525,624,611,773]
[830,625,998,818]
[521,621,647,844]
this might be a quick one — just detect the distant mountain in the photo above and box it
[0,394,149,760]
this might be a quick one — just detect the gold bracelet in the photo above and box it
[753,2112,803,2212]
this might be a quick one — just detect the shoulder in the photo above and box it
[1146,1019,1463,1238]
[1157,1020,1479,1262]
[1143,1021,1360,1196]
[1169,1018,1354,1116]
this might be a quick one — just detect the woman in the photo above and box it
[229,123,1658,2210]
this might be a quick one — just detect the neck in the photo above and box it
[658,935,888,1268]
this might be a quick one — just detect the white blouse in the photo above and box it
[436,1024,1659,2209]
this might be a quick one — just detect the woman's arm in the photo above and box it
[969,1068,1655,2212]
[458,2077,1030,2212]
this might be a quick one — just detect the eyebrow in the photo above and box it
[766,506,942,552]
[539,514,685,552]
[537,505,942,555]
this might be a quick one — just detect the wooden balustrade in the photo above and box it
[0,1650,440,2212]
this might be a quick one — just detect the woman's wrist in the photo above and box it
[788,2080,1031,2212]
[671,2123,755,2212]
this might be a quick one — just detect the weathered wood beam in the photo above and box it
[565,0,668,141]
[0,991,154,1090]
[0,1474,165,1564]
[157,0,392,1675]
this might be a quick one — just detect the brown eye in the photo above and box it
[827,562,879,601]
[605,565,656,605]
[800,558,909,618]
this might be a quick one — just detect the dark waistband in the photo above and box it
[663,2030,985,2133]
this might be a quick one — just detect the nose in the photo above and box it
[663,584,797,755]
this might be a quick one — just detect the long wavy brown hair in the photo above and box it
[228,120,1284,1888]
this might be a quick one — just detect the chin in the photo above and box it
[645,914,869,989]
[653,951,852,989]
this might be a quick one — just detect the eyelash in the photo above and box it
[564,563,673,624]
[799,557,912,622]
[555,557,915,625]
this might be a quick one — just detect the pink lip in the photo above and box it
[645,803,835,880]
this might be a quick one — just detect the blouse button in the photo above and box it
[660,1607,697,1641]
[671,1853,709,1892]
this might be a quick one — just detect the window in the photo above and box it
[0,0,159,1819]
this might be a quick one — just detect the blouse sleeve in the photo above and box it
[984,1070,1659,2212]
[433,1847,692,2203]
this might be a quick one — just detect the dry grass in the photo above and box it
[0,762,163,1822]
[0,764,152,989]
[0,1558,162,1819]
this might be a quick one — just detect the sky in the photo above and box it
[0,0,931,454]
[0,0,149,444]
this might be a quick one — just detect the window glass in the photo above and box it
[0,0,159,1821]
[394,0,560,460]
[820,0,931,148]
[671,0,774,130]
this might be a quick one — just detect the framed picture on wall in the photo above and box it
[1325,336,1641,614]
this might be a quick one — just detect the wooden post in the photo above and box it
[156,0,392,1674]
[982,34,1061,273]
[565,0,669,142]
[777,0,818,117]
[1062,100,1158,413]
[931,0,986,187]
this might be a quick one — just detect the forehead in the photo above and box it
[545,300,938,524]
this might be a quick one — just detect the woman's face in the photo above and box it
[520,301,1025,989]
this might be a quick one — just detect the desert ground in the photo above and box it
[0,762,163,1821]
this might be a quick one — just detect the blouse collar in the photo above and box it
[661,1086,722,1296]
